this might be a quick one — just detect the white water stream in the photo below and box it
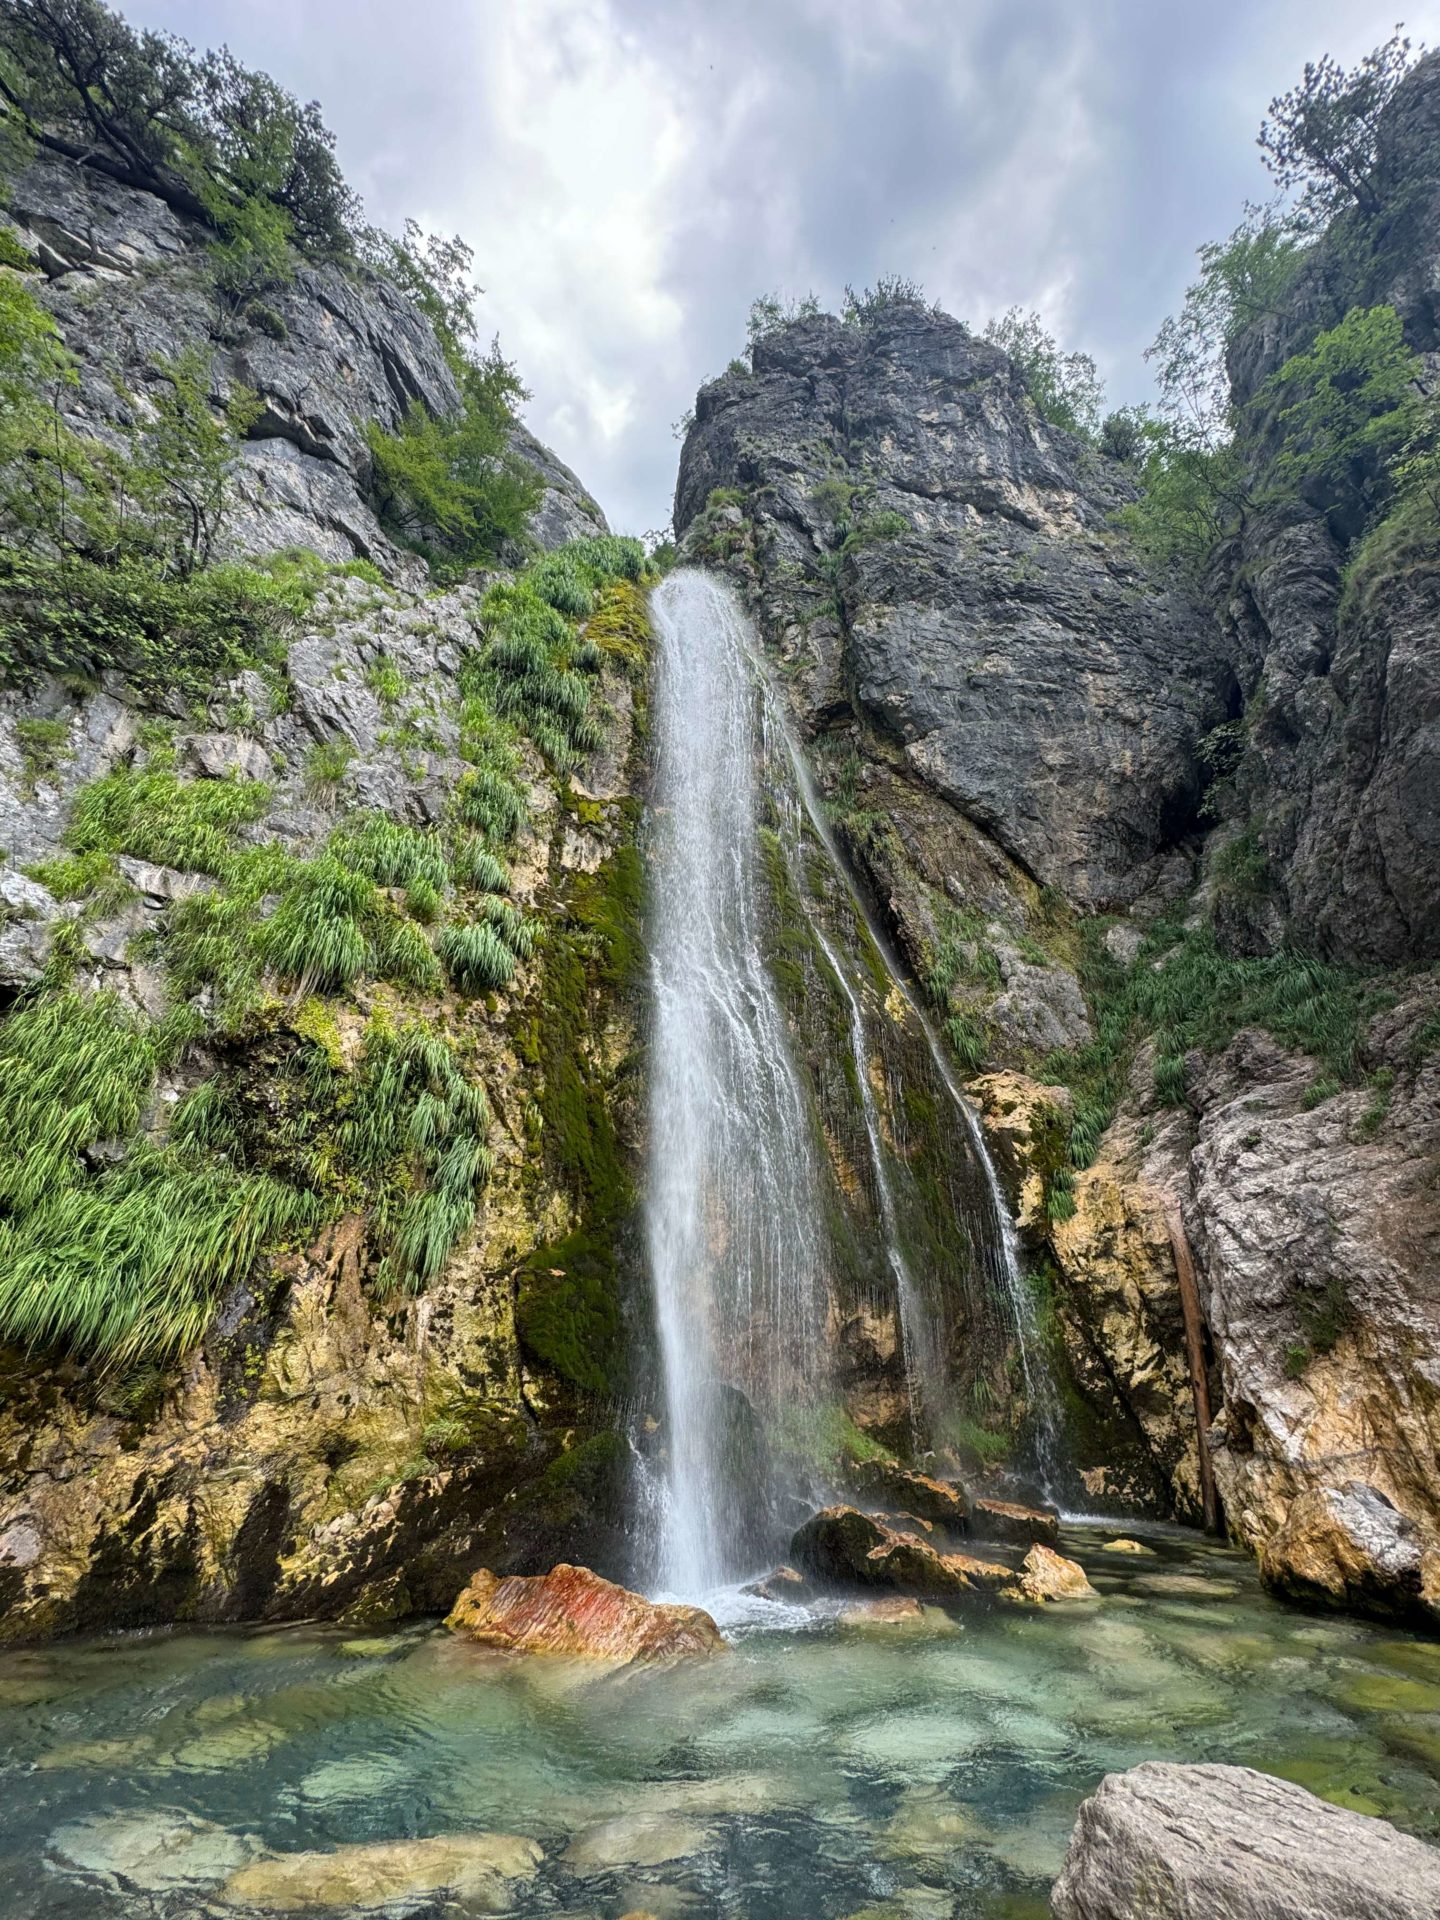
[646,570,1059,1595]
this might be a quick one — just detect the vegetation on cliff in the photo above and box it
[0,3,659,1387]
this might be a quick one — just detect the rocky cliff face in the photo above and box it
[4,151,606,577]
[0,149,645,1639]
[679,310,1230,913]
[674,183,1440,1620]
[1214,54,1440,970]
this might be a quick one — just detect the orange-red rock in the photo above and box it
[445,1564,727,1662]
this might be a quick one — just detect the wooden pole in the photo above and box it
[1166,1205,1221,1535]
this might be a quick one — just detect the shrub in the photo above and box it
[983,307,1105,440]
[365,345,539,573]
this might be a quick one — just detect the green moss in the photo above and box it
[516,1229,625,1397]
[513,832,644,1398]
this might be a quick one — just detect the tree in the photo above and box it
[360,222,479,371]
[982,307,1104,440]
[1263,303,1420,517]
[0,0,356,258]
[1258,29,1421,224]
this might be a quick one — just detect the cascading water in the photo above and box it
[764,643,1064,1495]
[645,569,1063,1596]
[646,571,832,1596]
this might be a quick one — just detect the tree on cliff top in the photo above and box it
[982,308,1105,441]
[1259,28,1422,224]
[0,0,358,257]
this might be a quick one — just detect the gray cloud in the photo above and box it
[128,0,1440,534]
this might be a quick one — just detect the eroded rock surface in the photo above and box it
[1050,1762,1440,1919]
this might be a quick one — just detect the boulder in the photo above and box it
[1015,1543,1098,1603]
[1050,1762,1440,1919]
[790,1506,1021,1599]
[1257,1482,1440,1627]
[850,1458,972,1527]
[972,1498,1060,1548]
[444,1564,726,1662]
[742,1565,811,1603]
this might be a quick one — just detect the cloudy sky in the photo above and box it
[130,0,1439,536]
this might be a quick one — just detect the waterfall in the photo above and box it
[646,571,831,1596]
[645,569,1059,1596]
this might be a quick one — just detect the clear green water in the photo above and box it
[4,1527,1440,1918]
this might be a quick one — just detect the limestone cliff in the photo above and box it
[0,145,647,1639]
[673,67,1440,1620]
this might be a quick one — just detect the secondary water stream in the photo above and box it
[5,1529,1439,1920]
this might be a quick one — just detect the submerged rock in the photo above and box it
[838,1595,925,1627]
[1050,1762,1440,1919]
[971,1498,1060,1548]
[444,1564,727,1662]
[222,1832,543,1912]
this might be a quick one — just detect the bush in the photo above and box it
[841,275,931,324]
[365,345,539,573]
[983,307,1105,440]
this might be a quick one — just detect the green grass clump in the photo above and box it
[343,1022,493,1292]
[0,989,317,1367]
[454,765,527,844]
[65,759,271,877]
[451,837,511,894]
[471,535,652,772]
[0,991,161,1211]
[0,1147,317,1368]
[256,856,376,992]
[330,813,450,893]
[437,920,516,993]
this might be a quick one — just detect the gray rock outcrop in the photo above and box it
[1050,1762,1440,1919]
[677,308,1231,911]
[5,149,605,574]
[1212,51,1440,969]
